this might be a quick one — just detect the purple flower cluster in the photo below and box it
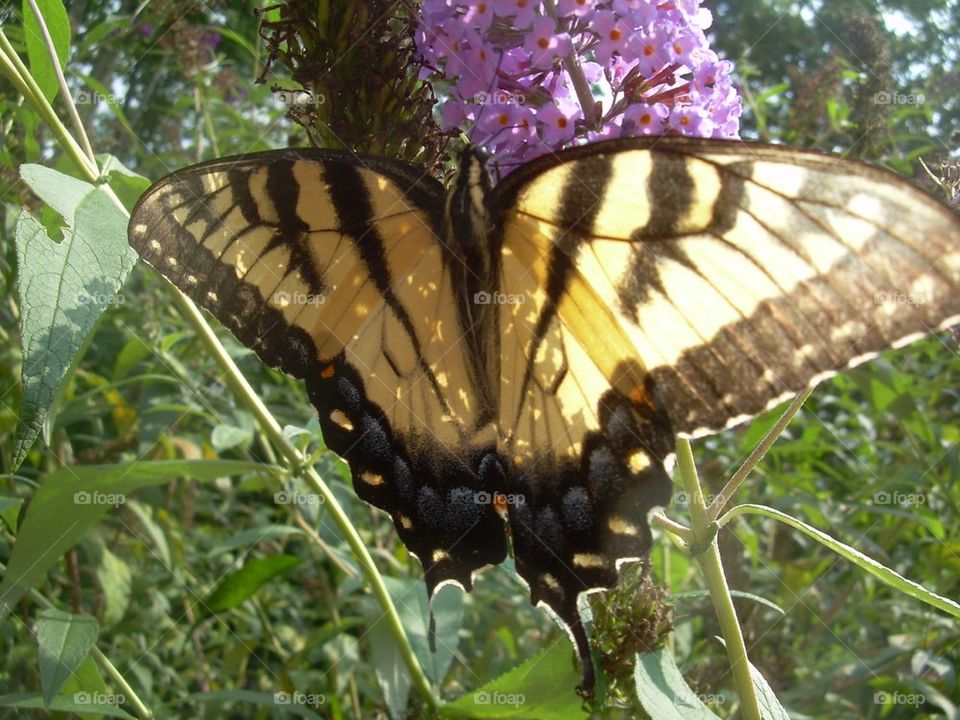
[416,0,741,171]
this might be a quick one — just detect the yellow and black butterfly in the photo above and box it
[128,137,960,689]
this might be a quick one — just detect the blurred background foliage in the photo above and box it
[0,0,958,718]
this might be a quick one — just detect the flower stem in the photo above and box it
[675,439,761,719]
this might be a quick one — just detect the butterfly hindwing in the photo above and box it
[129,149,509,595]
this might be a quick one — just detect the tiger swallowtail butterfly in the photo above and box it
[128,138,960,689]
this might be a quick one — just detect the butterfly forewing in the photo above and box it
[130,149,510,595]
[494,138,960,439]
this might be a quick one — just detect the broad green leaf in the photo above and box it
[181,689,324,718]
[367,614,411,720]
[718,504,960,619]
[22,0,70,102]
[382,576,463,686]
[36,609,99,705]
[97,154,150,212]
[440,641,584,719]
[0,496,24,533]
[212,423,253,451]
[197,554,301,617]
[749,662,791,720]
[0,460,278,614]
[14,165,136,469]
[634,648,722,719]
[0,692,133,717]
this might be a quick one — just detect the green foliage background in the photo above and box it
[0,1,958,718]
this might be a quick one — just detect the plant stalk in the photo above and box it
[675,439,761,720]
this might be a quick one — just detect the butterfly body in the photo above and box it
[129,138,960,689]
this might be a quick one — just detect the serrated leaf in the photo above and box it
[22,0,70,102]
[197,554,301,617]
[36,609,99,705]
[0,460,278,614]
[14,165,136,469]
[749,662,791,720]
[634,649,721,719]
[440,641,584,719]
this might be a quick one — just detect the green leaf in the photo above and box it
[197,554,301,617]
[634,648,721,719]
[0,496,24,533]
[0,460,278,614]
[93,545,132,627]
[13,165,136,469]
[0,692,134,717]
[124,500,172,567]
[440,641,584,719]
[96,154,151,213]
[718,504,960,619]
[367,613,411,720]
[211,423,253,451]
[35,609,99,706]
[22,0,71,102]
[749,662,791,720]
[381,577,463,686]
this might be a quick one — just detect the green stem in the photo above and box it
[675,439,761,720]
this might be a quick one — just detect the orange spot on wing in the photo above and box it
[321,364,336,379]
[629,385,655,411]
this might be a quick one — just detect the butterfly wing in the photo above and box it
[129,149,508,595]
[491,137,960,678]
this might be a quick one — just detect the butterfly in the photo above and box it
[128,137,960,690]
